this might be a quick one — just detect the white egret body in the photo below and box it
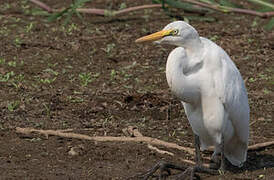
[136,21,250,167]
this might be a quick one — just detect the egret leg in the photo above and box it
[219,135,226,172]
[175,135,219,180]
[134,135,220,180]
[194,134,202,166]
[135,160,188,180]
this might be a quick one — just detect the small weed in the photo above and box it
[7,101,20,112]
[68,23,79,33]
[251,17,258,27]
[68,74,75,82]
[248,77,256,83]
[119,2,127,9]
[40,77,56,84]
[44,68,59,76]
[102,43,116,57]
[247,38,254,43]
[0,26,10,36]
[11,74,25,89]
[14,37,22,47]
[0,71,14,82]
[79,72,92,87]
[0,57,5,64]
[25,22,34,33]
[262,88,270,95]
[110,69,117,80]
[258,73,269,80]
[8,61,16,67]
[62,23,79,35]
[210,35,219,41]
[67,96,84,103]
[42,103,51,116]
[1,3,11,11]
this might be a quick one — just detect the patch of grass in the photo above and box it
[0,3,11,11]
[0,57,5,64]
[210,35,219,41]
[0,26,10,36]
[67,96,84,103]
[42,103,51,117]
[40,77,57,84]
[262,88,270,95]
[8,61,16,67]
[14,37,22,47]
[7,101,20,112]
[25,22,34,33]
[79,72,92,87]
[102,43,116,58]
[0,71,14,82]
[110,69,117,80]
[44,68,59,76]
[11,74,25,89]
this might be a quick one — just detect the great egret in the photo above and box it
[135,21,250,178]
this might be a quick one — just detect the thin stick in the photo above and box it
[29,0,53,13]
[248,141,274,151]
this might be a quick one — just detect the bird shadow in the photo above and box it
[225,149,274,173]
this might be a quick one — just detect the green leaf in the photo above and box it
[47,8,69,22]
[264,17,274,30]
[219,0,241,8]
[247,0,274,10]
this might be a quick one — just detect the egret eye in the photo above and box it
[172,29,179,35]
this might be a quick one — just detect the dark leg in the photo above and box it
[133,135,220,180]
[175,135,219,180]
[219,135,226,173]
[194,134,202,166]
[134,161,188,180]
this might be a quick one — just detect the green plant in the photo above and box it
[0,71,14,82]
[42,103,51,116]
[110,69,117,80]
[0,57,5,64]
[102,43,116,57]
[248,77,256,83]
[262,88,270,95]
[8,61,16,67]
[14,37,22,47]
[79,72,92,87]
[40,77,56,84]
[67,96,84,103]
[48,0,91,25]
[7,101,20,112]
[25,22,34,33]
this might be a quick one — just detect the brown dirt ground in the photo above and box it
[0,0,273,179]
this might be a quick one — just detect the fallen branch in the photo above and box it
[16,127,274,168]
[16,127,195,155]
[29,0,274,18]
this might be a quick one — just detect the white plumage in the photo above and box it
[136,21,250,167]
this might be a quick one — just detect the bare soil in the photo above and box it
[0,0,273,179]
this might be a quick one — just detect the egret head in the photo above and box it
[135,21,200,47]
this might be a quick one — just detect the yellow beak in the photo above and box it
[135,30,173,43]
